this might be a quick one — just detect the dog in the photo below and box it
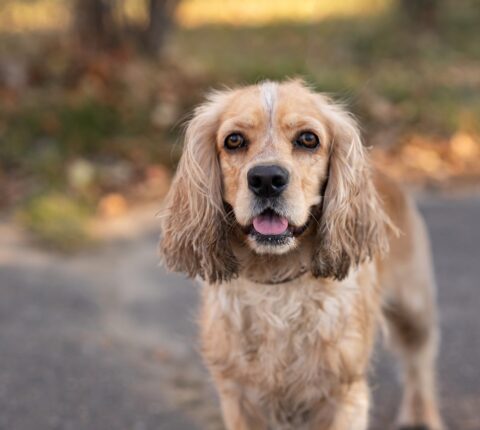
[159,80,444,430]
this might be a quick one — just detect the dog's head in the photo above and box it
[160,80,390,283]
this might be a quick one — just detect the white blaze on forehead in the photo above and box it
[260,81,277,122]
[260,81,278,143]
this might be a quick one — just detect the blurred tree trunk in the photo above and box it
[400,0,439,28]
[146,0,179,57]
[73,0,118,51]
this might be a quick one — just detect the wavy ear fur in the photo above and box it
[312,98,392,280]
[159,93,238,283]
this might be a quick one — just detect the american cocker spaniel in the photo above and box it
[159,80,444,430]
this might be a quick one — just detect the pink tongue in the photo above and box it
[253,213,288,235]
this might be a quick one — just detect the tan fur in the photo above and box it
[159,80,444,430]
[160,92,238,283]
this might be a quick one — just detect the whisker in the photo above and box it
[308,209,322,228]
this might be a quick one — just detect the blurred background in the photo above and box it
[0,1,479,429]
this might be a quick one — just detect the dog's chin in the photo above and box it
[247,233,298,255]
[240,208,310,255]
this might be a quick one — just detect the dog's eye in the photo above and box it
[295,131,319,149]
[224,133,246,150]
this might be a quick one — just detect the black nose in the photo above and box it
[247,165,289,198]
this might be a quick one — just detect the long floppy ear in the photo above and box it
[312,99,393,280]
[159,94,238,283]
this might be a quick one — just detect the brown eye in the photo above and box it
[295,131,319,149]
[224,133,246,150]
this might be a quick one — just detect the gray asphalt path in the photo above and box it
[0,195,479,430]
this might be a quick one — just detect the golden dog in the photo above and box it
[160,80,444,430]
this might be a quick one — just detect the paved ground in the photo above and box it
[0,195,479,430]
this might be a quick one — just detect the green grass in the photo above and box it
[16,193,93,252]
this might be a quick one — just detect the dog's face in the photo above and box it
[217,82,329,254]
[160,80,390,283]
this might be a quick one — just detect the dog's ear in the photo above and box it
[312,98,392,280]
[159,94,238,283]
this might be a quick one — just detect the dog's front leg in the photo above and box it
[314,380,370,430]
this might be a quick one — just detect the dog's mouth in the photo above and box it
[242,209,310,245]
[252,209,289,235]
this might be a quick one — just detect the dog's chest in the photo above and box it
[201,273,376,425]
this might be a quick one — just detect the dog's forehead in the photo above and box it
[220,85,263,118]
[275,82,322,119]
[219,81,319,126]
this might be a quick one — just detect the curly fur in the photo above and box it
[160,92,238,283]
[311,98,393,280]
